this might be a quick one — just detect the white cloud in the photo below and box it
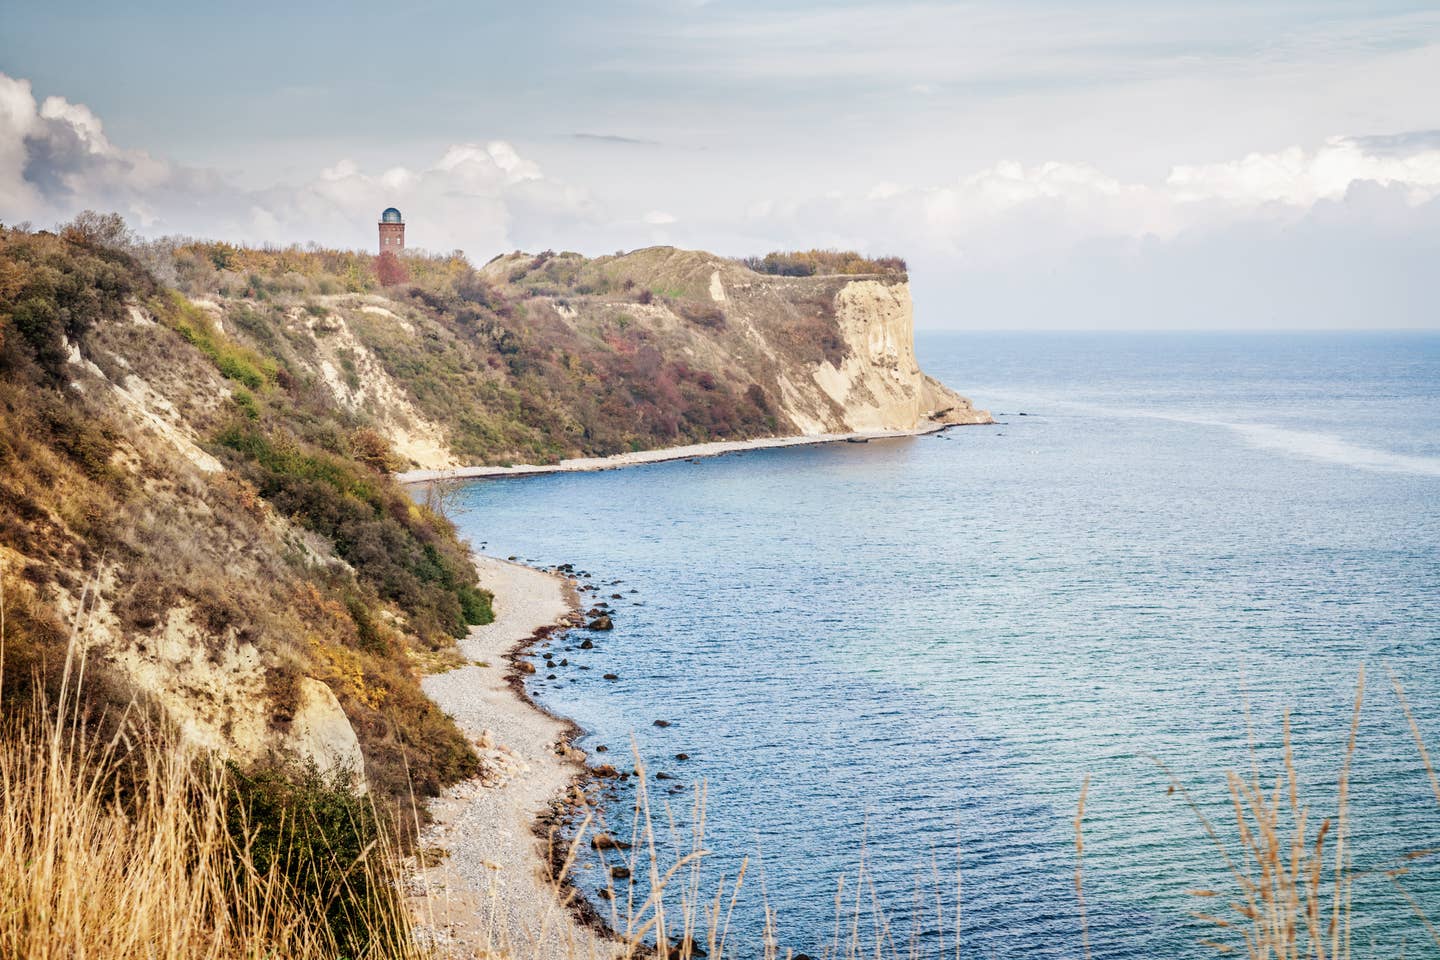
[1,72,204,226]
[0,71,595,254]
[1167,136,1440,207]
[643,210,677,225]
[733,132,1440,269]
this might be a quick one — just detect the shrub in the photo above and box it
[0,226,152,381]
[673,299,725,329]
[741,249,907,277]
[374,251,408,287]
[349,428,398,473]
[231,388,261,420]
[223,760,406,957]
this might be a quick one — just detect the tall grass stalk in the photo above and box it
[1154,667,1439,958]
[0,574,421,960]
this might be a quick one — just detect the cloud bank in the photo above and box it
[3,70,1438,328]
[746,135,1440,267]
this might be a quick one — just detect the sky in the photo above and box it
[3,0,1440,329]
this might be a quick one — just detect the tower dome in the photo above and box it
[378,208,406,252]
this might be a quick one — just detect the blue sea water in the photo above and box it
[446,333,1440,958]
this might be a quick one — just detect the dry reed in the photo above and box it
[0,576,422,960]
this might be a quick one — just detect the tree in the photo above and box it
[374,250,409,287]
[59,210,133,250]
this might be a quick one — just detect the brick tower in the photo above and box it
[378,207,404,253]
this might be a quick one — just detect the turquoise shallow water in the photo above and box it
[446,333,1440,958]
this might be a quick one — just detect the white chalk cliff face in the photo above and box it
[39,302,375,785]
[801,278,984,433]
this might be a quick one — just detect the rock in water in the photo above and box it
[591,832,629,850]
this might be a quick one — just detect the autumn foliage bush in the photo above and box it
[374,250,409,287]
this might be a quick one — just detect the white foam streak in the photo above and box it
[1222,422,1440,478]
[991,394,1440,478]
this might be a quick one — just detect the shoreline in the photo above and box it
[395,423,962,484]
[413,555,612,959]
[405,422,978,954]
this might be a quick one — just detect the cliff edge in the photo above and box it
[479,246,990,441]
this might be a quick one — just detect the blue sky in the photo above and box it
[4,1,1440,328]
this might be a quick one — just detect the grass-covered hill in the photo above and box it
[0,216,980,960]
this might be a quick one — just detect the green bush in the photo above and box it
[0,228,152,381]
[741,249,907,277]
[223,760,408,957]
[154,292,275,391]
[231,388,261,420]
[214,423,493,644]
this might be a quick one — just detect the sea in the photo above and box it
[445,332,1440,958]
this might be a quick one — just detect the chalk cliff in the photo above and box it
[476,246,990,445]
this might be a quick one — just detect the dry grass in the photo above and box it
[1139,667,1440,959]
[0,580,422,960]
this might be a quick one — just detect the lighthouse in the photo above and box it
[378,207,404,253]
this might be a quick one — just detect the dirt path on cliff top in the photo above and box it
[414,556,614,960]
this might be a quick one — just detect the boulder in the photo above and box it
[672,936,708,957]
[591,832,630,850]
[588,615,614,630]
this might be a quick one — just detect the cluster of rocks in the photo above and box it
[517,565,640,683]
[471,728,531,790]
[508,561,709,912]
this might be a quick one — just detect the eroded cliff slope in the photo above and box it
[0,226,488,817]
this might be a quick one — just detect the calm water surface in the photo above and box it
[447,333,1440,958]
